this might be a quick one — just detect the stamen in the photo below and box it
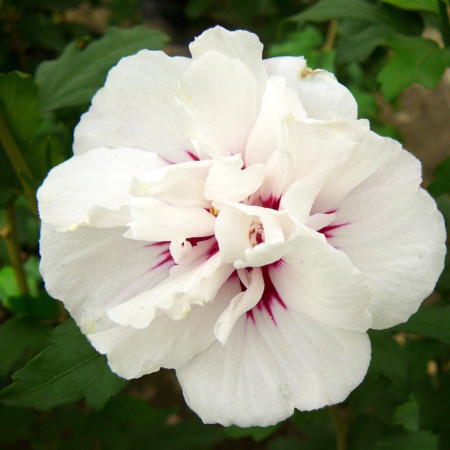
[249,221,265,247]
[209,207,220,217]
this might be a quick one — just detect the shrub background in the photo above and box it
[0,1,449,449]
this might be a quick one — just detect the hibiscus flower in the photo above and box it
[37,26,446,427]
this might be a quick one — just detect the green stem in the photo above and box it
[329,405,349,450]
[1,204,30,295]
[0,111,38,216]
[439,0,450,47]
[322,19,338,52]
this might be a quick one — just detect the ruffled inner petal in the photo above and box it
[214,267,264,345]
[37,147,167,231]
[89,275,240,379]
[132,159,213,207]
[245,75,306,167]
[107,253,233,329]
[176,51,259,158]
[126,198,216,242]
[270,234,373,332]
[204,155,266,203]
[189,25,267,95]
[39,224,171,335]
[264,56,358,121]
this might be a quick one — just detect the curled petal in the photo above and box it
[37,147,166,231]
[271,235,372,332]
[176,51,259,157]
[39,224,171,335]
[264,56,358,121]
[89,276,240,379]
[204,155,265,202]
[190,25,267,93]
[107,253,233,329]
[126,198,216,242]
[214,267,264,345]
[245,75,306,167]
[133,159,212,207]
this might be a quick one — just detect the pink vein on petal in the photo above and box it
[262,195,281,210]
[246,262,286,325]
[318,222,349,239]
[148,242,175,271]
[185,150,200,161]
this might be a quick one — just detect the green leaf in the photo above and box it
[268,27,335,71]
[349,87,378,118]
[434,195,450,293]
[268,26,323,57]
[428,157,450,197]
[0,318,127,410]
[0,317,52,378]
[381,0,439,14]
[0,72,43,204]
[0,404,35,444]
[369,330,409,387]
[0,72,66,209]
[393,396,420,431]
[36,26,169,112]
[392,305,450,344]
[224,424,279,442]
[374,430,439,450]
[290,409,335,450]
[337,24,390,64]
[377,35,449,100]
[3,292,59,318]
[290,0,422,35]
[0,265,20,300]
[0,257,43,303]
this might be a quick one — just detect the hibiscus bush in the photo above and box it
[1,0,449,449]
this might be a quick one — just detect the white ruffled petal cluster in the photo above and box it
[37,26,446,427]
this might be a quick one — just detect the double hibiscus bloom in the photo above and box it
[37,27,445,426]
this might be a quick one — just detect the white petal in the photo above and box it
[190,26,266,92]
[126,198,216,242]
[39,224,171,334]
[264,57,358,121]
[245,76,306,167]
[74,50,193,162]
[285,119,391,213]
[280,180,319,224]
[204,155,265,202]
[306,212,336,231]
[214,205,253,264]
[258,144,293,206]
[170,237,216,265]
[329,148,446,329]
[37,147,166,231]
[133,159,212,207]
[270,235,372,332]
[177,303,370,427]
[313,127,396,213]
[89,276,240,379]
[107,253,233,328]
[176,51,259,157]
[214,267,264,345]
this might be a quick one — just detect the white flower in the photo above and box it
[37,26,446,427]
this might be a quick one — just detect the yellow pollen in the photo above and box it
[209,207,220,217]
[300,66,317,78]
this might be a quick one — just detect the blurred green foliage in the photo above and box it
[0,0,449,448]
